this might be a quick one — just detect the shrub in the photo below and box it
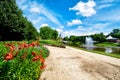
[0,41,49,80]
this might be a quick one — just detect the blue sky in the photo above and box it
[16,0,120,37]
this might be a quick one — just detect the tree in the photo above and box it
[0,0,38,40]
[76,36,86,43]
[63,36,69,41]
[91,33,106,43]
[52,30,58,39]
[24,21,38,40]
[39,26,58,39]
[113,29,119,33]
[110,29,120,39]
[63,35,86,43]
[69,35,77,42]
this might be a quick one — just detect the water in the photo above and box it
[81,37,120,54]
[105,47,112,53]
[83,37,95,50]
[81,46,120,54]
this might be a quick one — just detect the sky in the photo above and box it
[16,0,120,37]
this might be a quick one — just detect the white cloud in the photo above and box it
[61,28,97,37]
[84,6,120,23]
[77,26,86,30]
[56,28,63,33]
[93,23,110,29]
[32,17,43,24]
[29,2,62,27]
[61,23,110,37]
[61,31,88,37]
[100,10,120,21]
[30,7,40,13]
[16,0,28,10]
[61,23,112,37]
[100,0,116,3]
[17,0,63,31]
[21,5,28,10]
[67,19,82,26]
[69,0,96,17]
[59,26,64,29]
[40,23,49,27]
[99,4,112,10]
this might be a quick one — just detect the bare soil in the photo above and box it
[40,46,120,80]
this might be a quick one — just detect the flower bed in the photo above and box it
[0,41,49,80]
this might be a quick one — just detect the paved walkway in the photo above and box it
[40,46,120,80]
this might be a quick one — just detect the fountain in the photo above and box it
[85,37,94,46]
[80,36,120,54]
[84,37,94,50]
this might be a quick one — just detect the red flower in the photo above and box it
[40,58,45,63]
[36,41,39,46]
[32,51,37,56]
[40,64,46,70]
[4,53,14,61]
[18,42,21,45]
[31,44,35,47]
[5,43,11,47]
[10,46,14,52]
[39,54,42,58]
[28,44,33,47]
[24,43,28,48]
[18,47,22,50]
[32,56,39,62]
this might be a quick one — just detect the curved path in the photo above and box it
[40,46,120,80]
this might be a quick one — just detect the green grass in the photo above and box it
[40,39,65,48]
[95,42,118,47]
[69,45,120,59]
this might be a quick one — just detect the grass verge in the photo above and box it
[40,40,65,48]
[95,42,118,47]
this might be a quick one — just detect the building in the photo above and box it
[106,36,118,42]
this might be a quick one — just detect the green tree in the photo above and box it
[0,0,38,40]
[25,21,38,40]
[110,29,120,39]
[76,36,86,43]
[63,36,69,41]
[91,33,106,43]
[52,30,58,39]
[39,26,58,39]
[69,35,77,42]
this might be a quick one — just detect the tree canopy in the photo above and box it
[63,28,120,43]
[91,33,106,43]
[39,26,58,39]
[110,29,120,39]
[0,0,38,41]
[63,33,106,44]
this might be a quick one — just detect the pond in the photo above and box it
[81,45,120,54]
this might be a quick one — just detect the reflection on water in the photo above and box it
[105,48,112,53]
[83,45,95,50]
[81,45,120,54]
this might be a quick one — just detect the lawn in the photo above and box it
[95,42,118,47]
[40,39,66,48]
